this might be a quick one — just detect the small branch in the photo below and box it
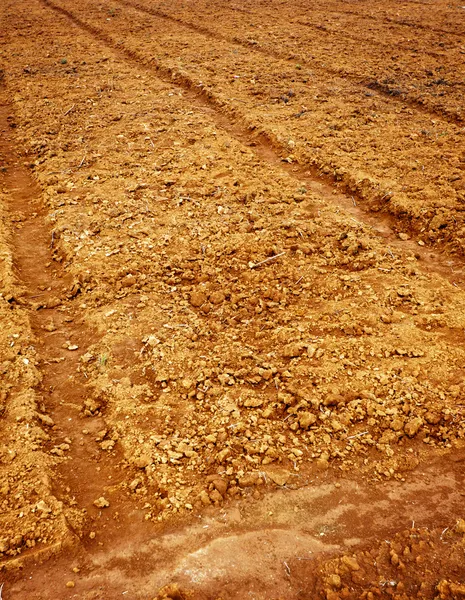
[347,431,368,440]
[63,104,75,116]
[249,251,285,269]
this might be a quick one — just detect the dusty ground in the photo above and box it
[0,0,465,597]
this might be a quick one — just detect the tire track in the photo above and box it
[325,7,465,37]
[38,0,465,287]
[251,0,465,37]
[295,18,460,61]
[0,86,148,557]
[113,0,463,125]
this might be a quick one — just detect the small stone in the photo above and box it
[404,417,422,438]
[199,490,211,505]
[67,345,79,351]
[282,343,302,358]
[209,291,225,305]
[93,496,110,508]
[66,581,75,588]
[121,274,136,288]
[80,352,94,363]
[89,531,96,539]
[390,418,404,432]
[209,489,223,503]
[455,518,465,534]
[190,291,207,307]
[327,574,342,589]
[323,393,343,407]
[216,448,231,463]
[316,457,329,471]
[101,440,115,451]
[134,455,151,469]
[238,473,259,487]
[299,411,317,429]
[341,555,360,571]
[36,500,52,513]
[307,345,316,358]
[38,413,55,427]
[244,397,263,408]
[425,412,441,425]
[129,478,141,492]
[265,467,290,486]
[398,232,409,241]
[213,478,228,496]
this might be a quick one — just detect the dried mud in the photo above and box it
[0,0,465,597]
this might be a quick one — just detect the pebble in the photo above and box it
[93,496,110,508]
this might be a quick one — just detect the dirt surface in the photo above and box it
[0,0,465,597]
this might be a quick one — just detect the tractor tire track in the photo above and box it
[0,84,149,560]
[113,0,463,125]
[35,0,465,290]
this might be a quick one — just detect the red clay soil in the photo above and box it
[0,0,465,597]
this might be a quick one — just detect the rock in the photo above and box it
[199,490,211,505]
[390,417,404,432]
[209,291,225,305]
[299,411,317,429]
[121,274,136,288]
[129,478,141,492]
[93,496,110,508]
[238,473,259,487]
[341,555,360,571]
[209,489,223,503]
[327,574,342,589]
[101,440,115,451]
[80,352,94,363]
[244,397,263,408]
[213,478,228,497]
[455,518,465,534]
[307,345,316,358]
[323,393,344,407]
[36,500,52,513]
[265,467,290,486]
[190,291,207,307]
[282,343,302,358]
[134,454,151,469]
[404,417,423,437]
[82,397,103,415]
[38,413,54,427]
[216,448,231,463]
[316,457,329,470]
[66,581,75,588]
[425,411,441,425]
[398,232,410,241]
[325,591,341,600]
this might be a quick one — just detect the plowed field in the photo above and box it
[1,0,465,597]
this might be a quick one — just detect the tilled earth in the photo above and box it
[0,0,465,597]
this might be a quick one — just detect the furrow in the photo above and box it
[116,0,463,125]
